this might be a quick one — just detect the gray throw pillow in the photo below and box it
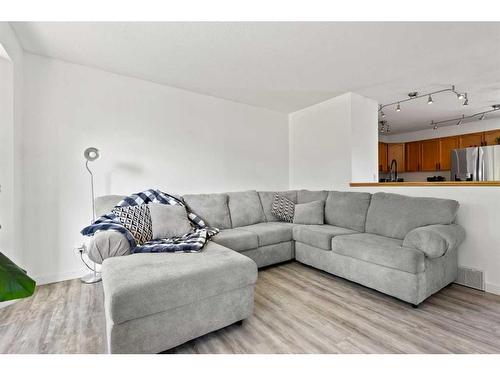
[148,203,193,239]
[293,200,325,225]
[271,193,295,222]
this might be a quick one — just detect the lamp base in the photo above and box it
[80,272,102,284]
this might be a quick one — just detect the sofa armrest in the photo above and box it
[87,230,131,264]
[403,224,465,259]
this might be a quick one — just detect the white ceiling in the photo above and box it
[11,22,500,133]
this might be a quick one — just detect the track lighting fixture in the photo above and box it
[378,85,467,116]
[429,105,500,129]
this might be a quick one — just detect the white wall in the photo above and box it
[22,53,289,283]
[0,23,23,267]
[289,92,378,190]
[0,50,14,259]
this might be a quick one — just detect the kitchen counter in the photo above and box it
[350,181,500,187]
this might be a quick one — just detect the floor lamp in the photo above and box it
[81,147,102,284]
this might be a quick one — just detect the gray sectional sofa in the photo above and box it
[92,190,465,353]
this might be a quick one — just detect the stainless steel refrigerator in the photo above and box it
[451,145,500,181]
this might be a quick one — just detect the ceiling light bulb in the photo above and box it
[463,98,469,106]
[428,95,433,104]
[396,103,401,112]
[433,124,438,130]
[457,93,465,100]
[381,110,385,118]
[479,113,486,120]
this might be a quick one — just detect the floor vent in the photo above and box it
[456,267,485,291]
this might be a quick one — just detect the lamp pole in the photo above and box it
[81,147,102,284]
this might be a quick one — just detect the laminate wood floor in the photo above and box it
[1,261,500,354]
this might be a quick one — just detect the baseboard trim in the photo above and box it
[485,282,500,296]
[34,269,87,286]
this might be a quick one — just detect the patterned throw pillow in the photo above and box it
[112,204,153,245]
[271,193,295,222]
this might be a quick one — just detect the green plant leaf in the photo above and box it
[0,252,36,302]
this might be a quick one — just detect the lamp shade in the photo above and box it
[0,252,36,302]
[84,147,100,162]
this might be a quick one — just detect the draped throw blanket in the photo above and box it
[81,189,219,253]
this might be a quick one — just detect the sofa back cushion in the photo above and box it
[258,191,297,222]
[228,190,266,227]
[183,193,231,229]
[365,192,460,240]
[325,191,372,232]
[297,190,328,204]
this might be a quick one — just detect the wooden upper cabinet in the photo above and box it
[484,129,500,146]
[405,141,421,172]
[459,132,483,148]
[378,142,388,172]
[420,139,440,171]
[387,143,405,172]
[439,136,459,170]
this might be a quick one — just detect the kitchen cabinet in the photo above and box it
[439,136,459,170]
[405,141,421,172]
[484,129,500,146]
[459,132,483,148]
[378,142,388,172]
[420,139,440,171]
[387,143,405,173]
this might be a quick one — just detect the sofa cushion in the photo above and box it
[112,205,153,245]
[148,203,192,239]
[237,222,293,246]
[183,193,231,229]
[331,233,425,274]
[101,242,257,325]
[365,192,460,240]
[212,228,258,252]
[258,191,297,222]
[325,191,372,232]
[296,190,328,204]
[293,200,325,225]
[271,193,295,222]
[227,191,266,227]
[293,224,358,250]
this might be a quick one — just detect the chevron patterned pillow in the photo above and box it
[270,193,295,222]
[112,204,153,245]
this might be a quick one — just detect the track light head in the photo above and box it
[408,92,418,99]
[396,103,401,112]
[427,95,433,104]
[479,113,486,121]
[492,104,500,110]
[381,110,385,118]
[457,115,464,126]
[462,94,468,106]
[457,93,465,100]
[433,124,438,130]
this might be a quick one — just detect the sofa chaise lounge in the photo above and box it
[92,190,465,353]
